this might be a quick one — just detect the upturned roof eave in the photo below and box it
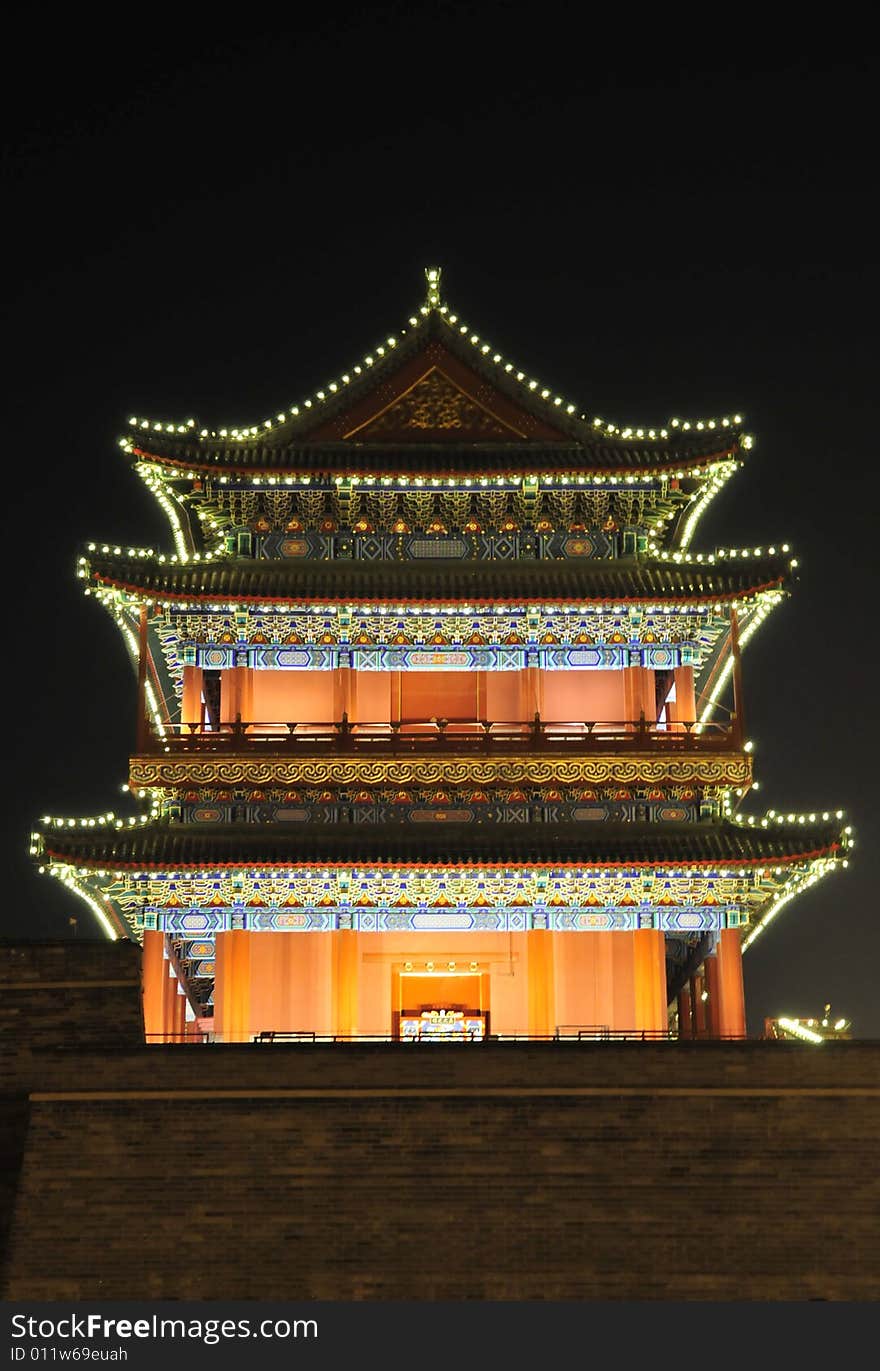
[119,296,747,475]
[37,818,848,871]
[82,550,793,607]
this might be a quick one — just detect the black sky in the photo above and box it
[4,13,878,1035]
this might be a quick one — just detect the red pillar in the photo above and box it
[142,930,167,1043]
[221,667,254,725]
[214,930,253,1042]
[333,931,359,1039]
[624,666,656,729]
[669,665,696,730]
[527,930,555,1038]
[181,666,204,728]
[633,929,667,1034]
[715,928,747,1038]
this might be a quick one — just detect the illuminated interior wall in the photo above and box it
[553,931,667,1033]
[541,668,628,722]
[248,932,333,1036]
[213,931,333,1041]
[213,665,662,728]
[400,670,479,720]
[355,932,529,1036]
[350,670,391,723]
[486,670,524,720]
[211,928,670,1040]
[247,670,335,724]
[397,973,486,1017]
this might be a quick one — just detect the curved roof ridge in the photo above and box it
[35,815,851,870]
[79,546,795,607]
[119,268,751,453]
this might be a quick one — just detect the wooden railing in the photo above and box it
[146,1028,752,1045]
[142,714,740,754]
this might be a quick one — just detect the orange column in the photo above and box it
[181,666,204,727]
[633,929,667,1034]
[715,928,746,1038]
[141,931,167,1043]
[527,929,555,1037]
[333,931,359,1039]
[521,666,543,723]
[338,667,357,723]
[221,667,254,725]
[214,930,252,1042]
[669,665,696,729]
[624,666,656,725]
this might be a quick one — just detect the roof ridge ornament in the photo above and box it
[425,265,442,310]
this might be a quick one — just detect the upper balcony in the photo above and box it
[141,714,743,756]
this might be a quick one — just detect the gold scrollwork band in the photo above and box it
[128,753,753,790]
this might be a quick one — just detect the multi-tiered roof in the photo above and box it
[33,269,850,1019]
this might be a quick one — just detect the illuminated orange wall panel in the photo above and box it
[248,933,333,1038]
[249,670,334,724]
[485,670,524,721]
[486,934,530,1033]
[351,671,391,723]
[355,932,529,1036]
[553,931,667,1034]
[400,670,479,720]
[210,926,672,1040]
[542,668,627,722]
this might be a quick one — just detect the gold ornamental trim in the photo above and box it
[128,752,753,791]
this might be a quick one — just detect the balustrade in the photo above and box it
[141,714,738,754]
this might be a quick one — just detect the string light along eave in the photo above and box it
[119,267,748,453]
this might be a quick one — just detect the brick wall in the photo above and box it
[0,941,144,1049]
[1,944,879,1300]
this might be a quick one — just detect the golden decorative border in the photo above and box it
[128,752,752,790]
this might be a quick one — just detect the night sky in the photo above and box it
[4,16,877,1036]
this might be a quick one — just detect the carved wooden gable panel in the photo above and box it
[349,368,523,441]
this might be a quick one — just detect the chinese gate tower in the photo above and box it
[34,268,850,1042]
